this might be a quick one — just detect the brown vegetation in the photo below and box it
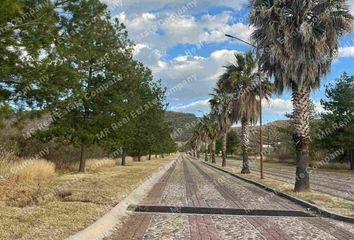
[0,155,175,240]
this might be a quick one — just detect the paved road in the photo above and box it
[214,157,354,202]
[107,154,354,240]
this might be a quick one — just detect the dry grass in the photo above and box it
[0,155,175,240]
[61,156,151,172]
[14,159,56,183]
[67,158,117,172]
[0,153,21,179]
[85,158,117,171]
[0,154,56,183]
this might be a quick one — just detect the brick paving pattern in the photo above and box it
[107,154,354,240]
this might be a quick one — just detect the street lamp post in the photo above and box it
[225,34,264,179]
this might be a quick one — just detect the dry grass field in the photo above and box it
[0,155,175,240]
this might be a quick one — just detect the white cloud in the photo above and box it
[263,98,293,117]
[338,46,354,58]
[349,0,354,14]
[314,102,325,114]
[134,43,149,54]
[262,98,324,118]
[170,99,211,114]
[133,45,164,68]
[154,50,238,105]
[105,3,255,110]
[116,11,252,53]
[142,13,156,20]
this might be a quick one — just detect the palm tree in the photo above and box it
[191,126,203,159]
[204,115,219,163]
[209,90,233,167]
[187,134,198,158]
[218,51,272,174]
[250,1,353,191]
[228,52,260,174]
[210,54,260,169]
[196,115,217,162]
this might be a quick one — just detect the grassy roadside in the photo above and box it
[0,155,176,240]
[220,165,354,217]
[227,154,352,171]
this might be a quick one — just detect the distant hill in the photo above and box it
[165,111,200,143]
[232,120,291,150]
[164,111,292,145]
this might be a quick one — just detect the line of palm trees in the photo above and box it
[188,51,272,173]
[187,0,353,192]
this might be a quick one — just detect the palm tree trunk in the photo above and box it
[79,141,86,173]
[211,140,216,164]
[292,85,311,192]
[148,150,151,160]
[241,117,250,174]
[204,142,209,161]
[221,134,227,167]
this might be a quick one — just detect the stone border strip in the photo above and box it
[201,161,354,224]
[65,158,178,240]
[128,205,313,217]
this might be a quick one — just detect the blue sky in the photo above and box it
[104,0,354,123]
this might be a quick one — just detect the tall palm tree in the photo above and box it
[229,52,260,174]
[219,51,272,174]
[209,90,233,167]
[204,115,219,163]
[192,125,203,159]
[197,115,218,162]
[250,0,353,191]
[188,134,199,158]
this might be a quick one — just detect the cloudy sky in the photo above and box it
[105,0,354,123]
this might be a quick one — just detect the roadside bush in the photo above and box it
[14,159,56,183]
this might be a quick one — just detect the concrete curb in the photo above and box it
[66,158,178,240]
[201,161,354,224]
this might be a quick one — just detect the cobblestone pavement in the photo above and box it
[215,157,354,202]
[107,154,354,240]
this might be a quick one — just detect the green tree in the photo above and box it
[36,0,134,172]
[320,73,354,170]
[250,0,353,191]
[0,0,57,124]
[226,130,240,156]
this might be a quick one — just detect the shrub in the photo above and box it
[14,159,56,183]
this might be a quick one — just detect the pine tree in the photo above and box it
[35,0,134,172]
[320,73,354,170]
